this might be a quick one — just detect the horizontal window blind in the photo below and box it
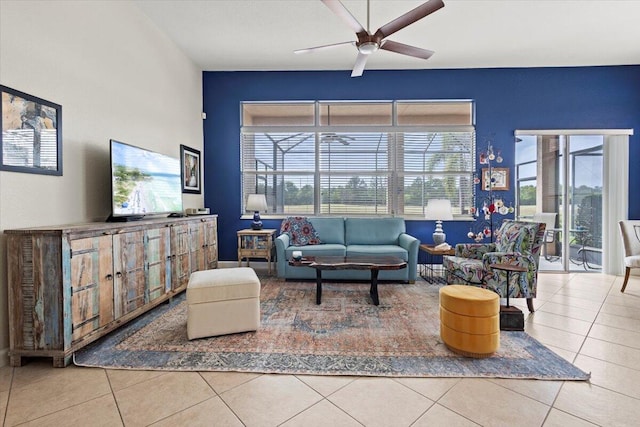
[241,101,475,218]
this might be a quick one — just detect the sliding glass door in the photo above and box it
[515,133,603,272]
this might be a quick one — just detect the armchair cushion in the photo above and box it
[443,220,546,301]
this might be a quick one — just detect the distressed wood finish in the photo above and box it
[5,215,218,367]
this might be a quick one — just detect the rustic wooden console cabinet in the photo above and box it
[5,215,218,367]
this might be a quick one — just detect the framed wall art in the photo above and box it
[1,85,62,175]
[482,167,510,191]
[180,144,201,194]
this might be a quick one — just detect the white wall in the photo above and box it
[0,0,204,366]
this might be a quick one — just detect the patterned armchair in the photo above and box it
[442,220,546,312]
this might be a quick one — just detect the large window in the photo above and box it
[241,101,475,218]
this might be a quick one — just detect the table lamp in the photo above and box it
[425,199,453,245]
[246,194,268,230]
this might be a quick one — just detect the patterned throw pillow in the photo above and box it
[280,217,322,246]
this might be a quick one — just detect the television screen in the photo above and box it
[110,139,183,218]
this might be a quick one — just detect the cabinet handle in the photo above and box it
[106,274,113,281]
[103,231,113,235]
[116,272,122,278]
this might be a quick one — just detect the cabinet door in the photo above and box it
[189,221,206,272]
[203,218,218,270]
[70,235,114,342]
[113,230,146,318]
[170,223,192,291]
[145,227,170,302]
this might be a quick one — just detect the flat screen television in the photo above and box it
[108,139,183,221]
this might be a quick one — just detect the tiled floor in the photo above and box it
[2,272,640,426]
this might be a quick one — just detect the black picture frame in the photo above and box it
[180,144,201,194]
[0,85,62,176]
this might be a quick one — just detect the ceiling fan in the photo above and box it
[295,0,445,77]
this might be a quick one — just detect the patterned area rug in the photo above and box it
[74,277,589,379]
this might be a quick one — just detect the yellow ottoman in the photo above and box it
[187,267,261,340]
[439,285,500,358]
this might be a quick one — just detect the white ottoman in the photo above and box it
[187,267,261,340]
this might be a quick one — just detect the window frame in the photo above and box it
[241,101,476,219]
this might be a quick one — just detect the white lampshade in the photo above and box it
[425,199,453,221]
[425,199,453,245]
[246,194,267,212]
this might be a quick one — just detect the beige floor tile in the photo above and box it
[527,310,592,336]
[573,354,640,399]
[393,377,461,401]
[0,390,9,426]
[544,344,578,364]
[594,311,640,332]
[296,374,358,397]
[580,337,640,370]
[537,301,599,323]
[10,360,84,390]
[280,399,361,427]
[412,403,479,427]
[488,378,563,406]
[0,367,13,392]
[543,408,598,426]
[114,371,215,426]
[546,294,604,312]
[199,371,261,394]
[438,378,550,427]
[4,366,111,426]
[603,292,640,308]
[19,393,122,427]
[555,381,640,426]
[220,374,322,426]
[555,288,609,304]
[106,369,168,391]
[526,323,586,353]
[588,323,640,349]
[151,396,243,427]
[328,377,433,427]
[598,302,640,321]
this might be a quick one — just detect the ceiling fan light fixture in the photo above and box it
[358,41,379,55]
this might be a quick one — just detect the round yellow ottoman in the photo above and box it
[439,285,500,358]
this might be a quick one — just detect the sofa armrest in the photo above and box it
[455,243,497,259]
[399,233,420,282]
[481,251,539,297]
[275,234,290,278]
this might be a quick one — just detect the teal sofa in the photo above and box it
[275,217,420,282]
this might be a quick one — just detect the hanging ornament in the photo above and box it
[488,203,496,213]
[467,230,475,239]
[508,203,515,214]
[479,152,487,164]
[473,174,480,184]
[496,150,503,163]
[494,199,504,208]
[499,206,509,215]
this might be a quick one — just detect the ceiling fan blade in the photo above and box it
[351,52,369,77]
[294,41,355,54]
[380,40,434,60]
[321,0,366,34]
[374,0,445,39]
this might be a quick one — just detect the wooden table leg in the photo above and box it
[315,269,322,305]
[370,269,380,306]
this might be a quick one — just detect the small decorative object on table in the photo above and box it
[292,250,303,261]
[425,199,454,245]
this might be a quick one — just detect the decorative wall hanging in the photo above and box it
[180,144,201,194]
[0,85,62,175]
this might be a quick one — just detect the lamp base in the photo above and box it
[433,232,446,245]
[251,211,263,230]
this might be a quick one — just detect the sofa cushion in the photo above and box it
[345,217,405,245]
[347,245,408,260]
[308,217,346,245]
[280,217,322,246]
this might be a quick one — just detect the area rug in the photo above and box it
[74,277,590,380]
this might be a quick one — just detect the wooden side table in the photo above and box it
[489,263,527,331]
[419,244,455,283]
[237,229,276,275]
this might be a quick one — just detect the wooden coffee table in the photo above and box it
[289,255,407,305]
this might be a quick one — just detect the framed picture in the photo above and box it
[180,144,201,194]
[1,85,62,175]
[482,167,510,191]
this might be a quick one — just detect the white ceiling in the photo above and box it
[133,0,640,73]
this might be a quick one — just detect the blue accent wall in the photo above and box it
[203,66,640,261]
